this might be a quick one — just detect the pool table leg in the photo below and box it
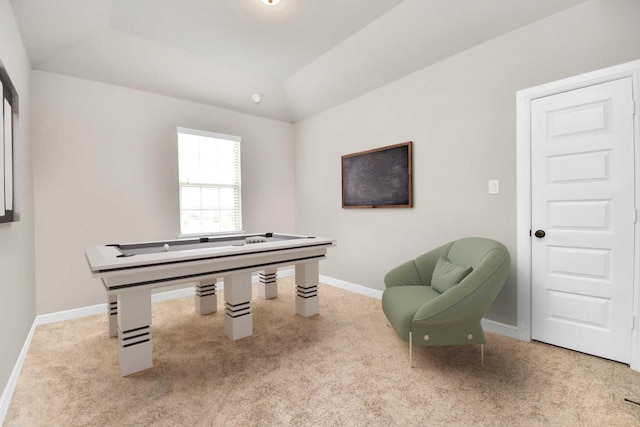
[258,268,278,299]
[108,294,118,337]
[295,260,319,317]
[117,289,152,376]
[195,278,218,314]
[223,272,253,340]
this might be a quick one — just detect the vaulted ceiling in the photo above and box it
[11,0,589,122]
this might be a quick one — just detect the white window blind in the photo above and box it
[177,127,242,235]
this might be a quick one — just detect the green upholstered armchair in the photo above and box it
[381,237,510,366]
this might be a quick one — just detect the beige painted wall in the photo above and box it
[294,0,640,326]
[31,71,295,315]
[0,0,35,401]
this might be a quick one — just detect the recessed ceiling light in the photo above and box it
[251,93,263,104]
[261,0,280,6]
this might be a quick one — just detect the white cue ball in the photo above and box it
[163,244,170,252]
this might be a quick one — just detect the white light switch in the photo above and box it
[488,180,499,195]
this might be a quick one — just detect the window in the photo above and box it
[0,65,15,224]
[177,127,242,235]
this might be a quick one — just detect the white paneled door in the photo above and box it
[531,78,636,363]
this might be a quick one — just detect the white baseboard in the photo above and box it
[37,302,107,325]
[0,319,37,424]
[320,275,383,300]
[276,268,295,278]
[34,272,518,341]
[35,268,297,326]
[481,318,519,339]
[36,289,197,325]
[0,269,516,425]
[318,275,519,338]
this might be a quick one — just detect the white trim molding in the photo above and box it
[0,321,37,424]
[318,275,518,338]
[319,275,383,300]
[0,270,518,424]
[37,302,107,325]
[481,318,519,340]
[516,59,640,371]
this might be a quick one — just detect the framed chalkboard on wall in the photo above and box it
[342,141,413,208]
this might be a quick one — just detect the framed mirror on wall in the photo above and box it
[0,64,15,224]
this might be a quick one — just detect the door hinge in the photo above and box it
[633,100,637,116]
[633,315,637,330]
[635,209,639,223]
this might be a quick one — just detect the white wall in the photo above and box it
[0,0,34,403]
[294,0,640,326]
[31,71,295,315]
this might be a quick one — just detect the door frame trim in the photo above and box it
[516,59,640,371]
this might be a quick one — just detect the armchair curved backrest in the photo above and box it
[382,237,510,348]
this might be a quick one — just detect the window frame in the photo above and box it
[177,127,242,237]
[0,64,16,224]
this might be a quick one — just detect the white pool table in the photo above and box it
[85,232,336,375]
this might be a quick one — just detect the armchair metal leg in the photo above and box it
[481,344,484,366]
[409,331,413,368]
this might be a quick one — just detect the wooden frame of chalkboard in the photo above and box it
[342,141,413,208]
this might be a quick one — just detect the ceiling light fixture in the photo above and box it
[251,93,263,104]
[261,0,280,5]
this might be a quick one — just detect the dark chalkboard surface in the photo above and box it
[342,141,413,208]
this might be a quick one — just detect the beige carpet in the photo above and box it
[5,278,640,426]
